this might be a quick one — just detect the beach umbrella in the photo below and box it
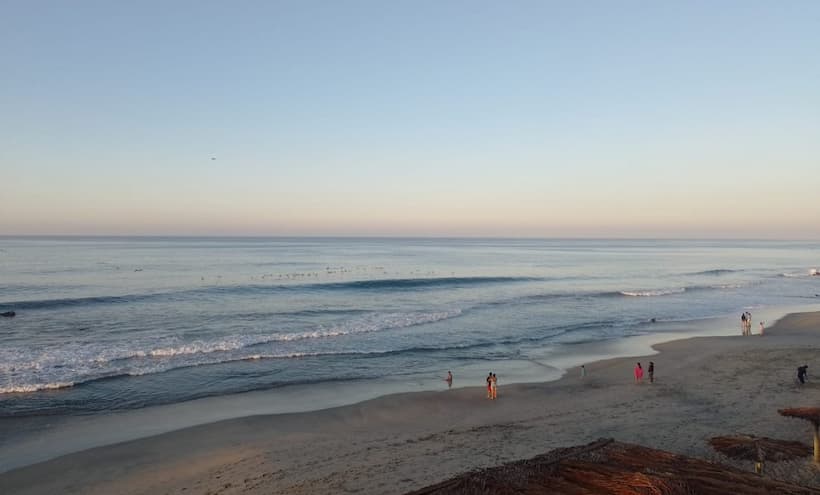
[779,407,820,464]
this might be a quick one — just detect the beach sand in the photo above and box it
[2,312,819,494]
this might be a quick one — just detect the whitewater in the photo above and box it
[1,237,819,417]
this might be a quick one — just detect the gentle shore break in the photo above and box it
[1,311,819,494]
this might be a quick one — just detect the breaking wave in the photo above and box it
[0,309,463,395]
[619,288,687,297]
[0,382,75,394]
[686,269,740,276]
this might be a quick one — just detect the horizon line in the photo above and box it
[1,234,819,242]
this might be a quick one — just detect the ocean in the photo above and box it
[1,236,819,422]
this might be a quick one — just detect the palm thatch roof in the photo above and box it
[780,407,820,464]
[407,438,820,495]
[709,434,812,462]
[780,407,820,426]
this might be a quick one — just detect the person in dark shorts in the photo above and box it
[648,361,655,383]
[797,365,808,385]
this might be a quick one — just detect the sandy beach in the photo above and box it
[2,311,819,494]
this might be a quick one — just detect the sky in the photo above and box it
[1,1,819,238]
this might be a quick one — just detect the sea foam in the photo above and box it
[0,309,463,395]
[620,288,686,297]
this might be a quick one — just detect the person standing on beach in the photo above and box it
[445,371,453,389]
[797,365,808,385]
[759,321,765,336]
[581,364,586,378]
[741,312,747,335]
[648,361,655,383]
[486,372,493,399]
[634,363,643,383]
[491,373,498,399]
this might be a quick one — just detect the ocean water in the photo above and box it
[1,237,819,419]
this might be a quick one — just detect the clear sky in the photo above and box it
[2,1,819,238]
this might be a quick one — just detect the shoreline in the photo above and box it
[1,303,819,475]
[2,309,819,493]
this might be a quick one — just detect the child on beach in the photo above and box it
[445,371,453,388]
[648,361,655,383]
[486,372,493,399]
[491,373,497,399]
[634,363,643,383]
[759,321,765,336]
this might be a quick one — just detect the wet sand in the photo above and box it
[2,312,819,494]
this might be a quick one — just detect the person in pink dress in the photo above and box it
[634,362,644,383]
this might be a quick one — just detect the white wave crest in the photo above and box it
[274,309,462,343]
[139,309,462,359]
[0,381,75,394]
[0,309,464,394]
[620,288,686,297]
[710,283,745,289]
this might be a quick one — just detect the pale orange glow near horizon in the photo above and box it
[4,181,819,239]
[3,3,819,239]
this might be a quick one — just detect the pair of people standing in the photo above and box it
[486,372,498,399]
[634,362,655,383]
[740,311,753,336]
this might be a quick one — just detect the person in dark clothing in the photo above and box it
[797,365,808,385]
[648,361,655,383]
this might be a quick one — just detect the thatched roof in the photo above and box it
[780,407,820,425]
[407,438,820,495]
[709,434,812,462]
